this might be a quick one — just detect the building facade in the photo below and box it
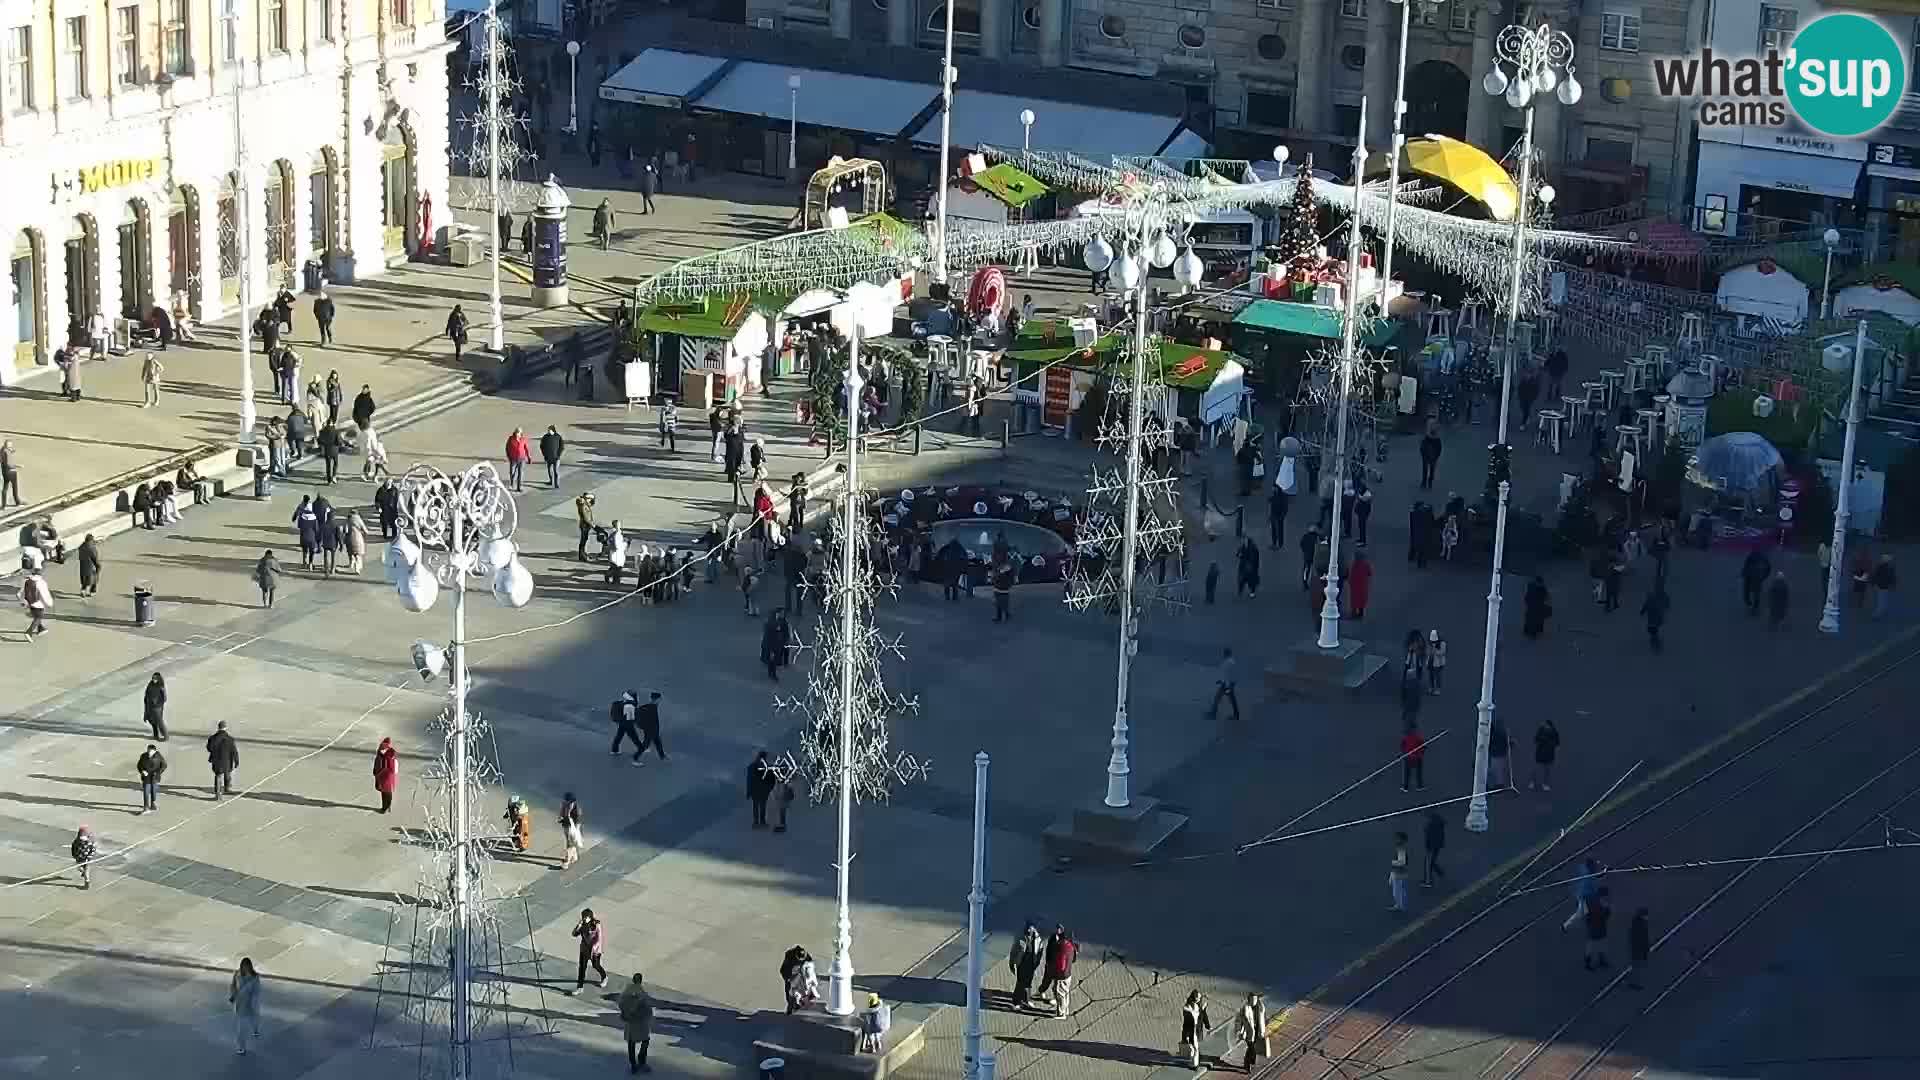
[1,0,451,383]
[735,1,1694,212]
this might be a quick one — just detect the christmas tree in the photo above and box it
[1277,155,1320,270]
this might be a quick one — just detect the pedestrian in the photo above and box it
[0,438,19,507]
[1204,561,1220,603]
[505,427,531,492]
[609,690,643,759]
[658,397,680,451]
[1268,483,1289,550]
[75,534,100,597]
[1036,925,1078,1017]
[859,992,892,1055]
[317,423,341,484]
[1418,420,1441,489]
[724,426,746,508]
[351,383,375,431]
[1766,570,1790,629]
[21,566,52,639]
[748,752,778,828]
[536,424,565,488]
[446,304,469,360]
[1545,346,1570,401]
[635,691,668,763]
[572,909,608,991]
[143,672,168,740]
[1531,718,1561,791]
[1347,546,1373,618]
[362,424,391,481]
[990,557,1015,623]
[131,482,154,530]
[774,774,795,833]
[1627,908,1650,989]
[1426,629,1446,693]
[520,215,533,255]
[1398,660,1424,727]
[137,743,167,813]
[560,792,583,867]
[1641,586,1670,652]
[575,492,596,561]
[313,290,335,343]
[1010,922,1044,1007]
[1522,575,1552,639]
[1873,554,1898,618]
[761,610,791,680]
[1582,888,1612,969]
[375,480,400,539]
[1354,476,1374,545]
[639,160,658,213]
[1388,831,1410,912]
[1562,858,1603,930]
[1177,990,1213,1069]
[1400,722,1427,791]
[1603,548,1624,612]
[1421,810,1447,886]
[342,510,367,575]
[57,345,83,400]
[1488,721,1512,789]
[497,207,511,248]
[324,370,344,427]
[320,504,346,576]
[504,794,532,850]
[1207,647,1240,723]
[1741,549,1772,615]
[1816,539,1832,597]
[140,351,164,407]
[618,972,655,1073]
[273,285,296,336]
[781,945,818,1012]
[594,198,615,250]
[70,825,97,888]
[1236,536,1261,598]
[206,720,239,798]
[604,520,629,589]
[1234,992,1269,1072]
[228,958,263,1054]
[253,549,283,608]
[372,737,398,813]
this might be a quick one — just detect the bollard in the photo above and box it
[913,426,922,456]
[1000,420,1010,452]
[253,463,272,499]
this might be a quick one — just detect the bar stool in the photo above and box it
[1541,311,1559,349]
[1582,380,1606,419]
[1560,394,1588,438]
[1616,424,1646,461]
[1698,353,1721,386]
[1644,344,1670,377]
[1598,369,1625,413]
[1624,358,1647,396]
[1514,320,1536,354]
[1636,407,1660,449]
[1677,311,1705,351]
[1425,307,1455,341]
[1458,298,1484,336]
[1536,409,1565,455]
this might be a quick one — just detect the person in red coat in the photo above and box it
[373,737,399,814]
[1348,547,1374,619]
[504,428,532,492]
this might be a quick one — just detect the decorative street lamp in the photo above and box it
[1819,320,1869,635]
[1018,109,1036,272]
[933,1,958,287]
[386,462,534,1078]
[565,40,580,135]
[1820,227,1841,320]
[1468,19,1580,835]
[228,43,255,444]
[788,73,801,174]
[1317,99,1370,651]
[1378,0,1443,312]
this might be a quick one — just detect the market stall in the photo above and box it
[1001,318,1249,438]
[630,294,774,406]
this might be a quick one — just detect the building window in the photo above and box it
[221,0,239,62]
[1245,90,1292,129]
[1701,193,1727,232]
[1256,34,1286,61]
[1449,1,1471,31]
[1022,4,1038,30]
[1585,135,1634,164]
[391,0,411,27]
[316,0,337,42]
[1099,15,1126,39]
[164,0,190,74]
[1341,45,1366,71]
[925,3,980,36]
[1600,76,1631,103]
[64,17,88,99]
[1759,6,1796,54]
[218,179,240,279]
[1178,24,1204,49]
[1334,105,1361,136]
[1256,0,1284,8]
[1601,11,1640,52]
[267,0,287,51]
[1416,3,1441,28]
[115,6,140,85]
[1340,0,1366,18]
[7,26,34,113]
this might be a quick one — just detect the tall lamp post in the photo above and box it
[1819,319,1869,635]
[483,0,506,352]
[1467,20,1579,835]
[933,0,957,287]
[787,74,801,174]
[388,462,535,1079]
[1820,227,1841,319]
[1378,0,1440,312]
[1316,100,1370,650]
[229,47,256,443]
[1019,109,1036,273]
[823,329,868,1016]
[564,41,580,135]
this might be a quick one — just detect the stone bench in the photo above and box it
[749,1003,930,1080]
[0,443,257,563]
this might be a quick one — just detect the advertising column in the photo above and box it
[532,176,571,308]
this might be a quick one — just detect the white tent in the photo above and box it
[1716,262,1810,327]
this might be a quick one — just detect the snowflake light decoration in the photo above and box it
[771,514,927,804]
[452,11,537,215]
[1292,344,1398,475]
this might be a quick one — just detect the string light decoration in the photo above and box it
[450,12,536,215]
[1275,157,1322,270]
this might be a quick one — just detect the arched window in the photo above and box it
[217,173,241,282]
[264,160,296,268]
[925,1,981,36]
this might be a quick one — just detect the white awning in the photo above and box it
[599,50,728,109]
[1696,139,1862,201]
[696,63,937,138]
[935,88,1196,160]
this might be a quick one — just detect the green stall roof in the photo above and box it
[1232,299,1402,349]
[967,163,1051,209]
[1004,319,1234,389]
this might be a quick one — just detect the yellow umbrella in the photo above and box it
[1367,135,1520,222]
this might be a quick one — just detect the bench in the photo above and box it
[0,443,258,563]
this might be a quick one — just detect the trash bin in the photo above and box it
[302,259,325,294]
[133,585,155,627]
[757,1058,785,1080]
[253,463,273,499]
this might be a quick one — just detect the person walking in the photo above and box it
[657,397,678,451]
[1267,483,1289,551]
[143,673,168,740]
[990,557,1015,623]
[618,972,655,1073]
[206,720,239,798]
[140,351,164,407]
[1207,647,1240,723]
[639,161,658,214]
[317,423,341,485]
[539,425,564,488]
[1388,831,1411,912]
[314,290,336,344]
[1426,629,1446,694]
[504,428,531,492]
[1418,421,1442,489]
[137,743,167,814]
[446,305,469,360]
[56,345,83,401]
[1234,992,1269,1073]
[724,425,747,509]
[1010,922,1044,1008]
[1400,722,1427,791]
[1582,888,1613,970]
[610,691,643,759]
[1641,586,1670,652]
[1488,721,1512,790]
[559,792,583,868]
[70,825,97,888]
[782,945,819,1012]
[324,371,345,428]
[375,480,400,540]
[21,566,52,640]
[1421,810,1446,887]
[1626,907,1650,989]
[1766,570,1790,629]
[572,909,609,991]
[1544,346,1570,402]
[1236,536,1261,598]
[1177,990,1213,1069]
[1562,858,1604,930]
[372,737,398,814]
[635,691,667,763]
[1741,549,1772,616]
[320,505,346,576]
[1347,546,1373,619]
[1522,575,1552,639]
[748,752,778,828]
[761,610,791,681]
[346,511,368,574]
[1603,548,1625,612]
[351,383,375,432]
[253,549,283,608]
[230,958,263,1054]
[1531,718,1561,791]
[1036,925,1078,1017]
[594,198,615,250]
[1872,554,1898,619]
[0,438,20,507]
[575,492,596,561]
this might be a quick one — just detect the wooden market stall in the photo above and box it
[1001,318,1249,438]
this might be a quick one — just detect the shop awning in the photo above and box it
[1698,140,1862,200]
[934,89,1198,159]
[1233,299,1402,349]
[599,49,730,109]
[695,63,937,138]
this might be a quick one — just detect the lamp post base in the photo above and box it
[1267,635,1389,701]
[1043,796,1188,863]
[1464,796,1489,833]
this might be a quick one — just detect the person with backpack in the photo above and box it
[446,305,469,361]
[70,825,97,888]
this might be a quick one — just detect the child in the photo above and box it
[1427,630,1447,695]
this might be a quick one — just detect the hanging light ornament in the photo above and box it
[398,561,440,613]
[492,557,534,608]
[1117,248,1142,290]
[1483,66,1510,96]
[1506,74,1533,108]
[1150,233,1178,269]
[1557,73,1583,105]
[1173,246,1204,290]
[1083,236,1114,272]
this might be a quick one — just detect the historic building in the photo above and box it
[1,0,451,383]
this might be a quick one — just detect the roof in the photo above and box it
[1003,320,1234,389]
[1232,299,1402,349]
[967,163,1050,210]
[697,62,935,137]
[937,88,1195,157]
[599,50,728,106]
[635,294,763,339]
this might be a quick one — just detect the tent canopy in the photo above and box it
[966,163,1050,209]
[1232,299,1403,349]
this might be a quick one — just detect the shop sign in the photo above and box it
[599,86,681,109]
[1870,143,1920,170]
[50,158,164,202]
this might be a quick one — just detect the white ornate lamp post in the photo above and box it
[787,74,801,174]
[1018,109,1036,273]
[387,462,535,1077]
[933,4,958,287]
[1820,227,1841,319]
[1467,19,1579,834]
[565,41,580,135]
[1317,99,1370,650]
[1819,320,1868,635]
[1378,0,1441,312]
[483,0,507,352]
[228,44,256,443]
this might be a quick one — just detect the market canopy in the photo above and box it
[966,163,1050,210]
[1003,319,1234,390]
[935,88,1201,159]
[599,49,730,109]
[696,62,935,138]
[1232,300,1403,349]
[1366,135,1520,222]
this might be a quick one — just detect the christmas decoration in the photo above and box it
[451,12,536,216]
[1276,156,1322,271]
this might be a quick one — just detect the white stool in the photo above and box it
[1678,311,1705,351]
[1536,409,1565,454]
[1458,298,1484,335]
[1637,407,1660,449]
[1425,307,1455,341]
[1598,369,1625,414]
[1561,395,1588,438]
[1698,353,1721,386]
[1624,358,1646,396]
[1616,424,1646,461]
[1540,311,1558,349]
[1644,345,1670,376]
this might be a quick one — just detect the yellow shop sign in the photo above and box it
[73,158,162,193]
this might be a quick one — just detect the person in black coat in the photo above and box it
[1268,484,1289,551]
[1740,551,1771,614]
[143,672,168,740]
[446,305,469,360]
[313,290,336,344]
[1418,421,1443,490]
[539,426,564,488]
[1523,575,1552,638]
[285,406,311,459]
[77,534,101,597]
[317,424,341,484]
[351,385,375,431]
[1545,348,1570,401]
[1641,587,1670,652]
[321,510,347,577]
[723,429,747,508]
[1766,570,1790,629]
[1421,810,1446,886]
[374,480,400,540]
[292,495,320,568]
[273,287,296,336]
[131,483,155,530]
[1408,502,1434,568]
[206,721,240,798]
[938,537,966,601]
[760,610,791,681]
[1236,537,1261,598]
[748,751,778,827]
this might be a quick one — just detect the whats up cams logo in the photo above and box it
[1651,12,1909,138]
